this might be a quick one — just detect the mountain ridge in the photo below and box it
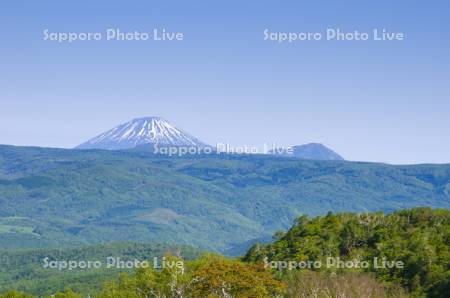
[0,144,449,253]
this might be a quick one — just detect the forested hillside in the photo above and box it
[4,209,449,297]
[0,243,201,296]
[243,208,450,297]
[0,145,449,253]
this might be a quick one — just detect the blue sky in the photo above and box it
[0,0,449,164]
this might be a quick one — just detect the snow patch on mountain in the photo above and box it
[76,117,206,150]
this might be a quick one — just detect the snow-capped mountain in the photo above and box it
[76,117,207,150]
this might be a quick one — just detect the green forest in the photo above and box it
[1,208,449,297]
[1,145,449,254]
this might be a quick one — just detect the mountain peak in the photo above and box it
[292,143,344,160]
[132,116,164,121]
[270,143,345,161]
[76,117,206,150]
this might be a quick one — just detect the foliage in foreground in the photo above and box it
[244,208,450,297]
[99,254,286,298]
[0,255,286,298]
[3,208,450,297]
[0,261,406,298]
[284,271,408,298]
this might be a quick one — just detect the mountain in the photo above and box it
[76,117,206,150]
[270,143,344,160]
[0,145,449,254]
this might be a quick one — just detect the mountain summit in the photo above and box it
[270,143,345,161]
[76,117,206,150]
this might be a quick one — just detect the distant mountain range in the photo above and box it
[76,117,344,161]
[0,145,449,254]
[76,117,206,150]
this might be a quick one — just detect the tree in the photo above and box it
[189,254,286,297]
[100,254,286,298]
[0,291,34,298]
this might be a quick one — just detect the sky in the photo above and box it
[0,0,449,164]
